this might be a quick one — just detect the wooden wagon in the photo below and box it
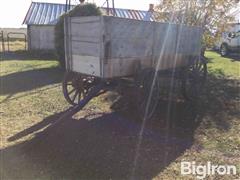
[63,16,207,119]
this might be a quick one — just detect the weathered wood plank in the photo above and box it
[71,22,101,38]
[71,41,100,57]
[72,55,101,76]
[65,16,202,78]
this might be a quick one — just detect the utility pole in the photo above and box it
[112,0,115,16]
[106,0,109,15]
[106,0,115,16]
[65,0,68,12]
[68,0,71,11]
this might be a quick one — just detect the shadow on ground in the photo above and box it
[227,53,240,61]
[201,74,239,131]
[1,97,200,179]
[0,51,63,102]
[0,67,62,96]
[0,51,57,61]
[1,71,239,179]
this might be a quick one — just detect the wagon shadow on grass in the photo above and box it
[2,74,238,179]
[207,52,240,62]
[0,51,57,61]
[224,53,240,62]
[0,67,63,103]
[200,74,239,131]
[2,99,200,179]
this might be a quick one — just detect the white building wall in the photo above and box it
[28,25,55,50]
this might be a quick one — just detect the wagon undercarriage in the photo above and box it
[62,56,207,119]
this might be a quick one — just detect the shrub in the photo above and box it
[55,3,102,69]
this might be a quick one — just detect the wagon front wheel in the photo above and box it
[62,72,96,105]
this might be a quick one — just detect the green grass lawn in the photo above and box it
[0,52,111,148]
[0,53,67,148]
[206,51,240,77]
[155,52,240,179]
[0,51,239,179]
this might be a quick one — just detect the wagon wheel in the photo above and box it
[62,72,98,105]
[182,56,207,101]
[136,69,160,120]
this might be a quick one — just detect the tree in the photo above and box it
[155,0,238,47]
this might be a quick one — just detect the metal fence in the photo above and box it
[0,31,27,52]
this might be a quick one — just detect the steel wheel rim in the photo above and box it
[182,57,207,100]
[63,72,96,105]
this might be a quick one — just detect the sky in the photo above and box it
[0,0,159,28]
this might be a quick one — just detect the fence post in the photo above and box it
[7,33,10,52]
[24,34,27,50]
[1,31,5,52]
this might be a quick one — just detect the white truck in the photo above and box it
[217,23,240,56]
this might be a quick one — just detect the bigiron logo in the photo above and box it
[181,161,237,179]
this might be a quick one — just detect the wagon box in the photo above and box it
[63,15,207,119]
[64,16,202,78]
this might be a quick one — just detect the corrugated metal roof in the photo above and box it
[23,2,74,25]
[23,2,156,25]
[105,8,156,21]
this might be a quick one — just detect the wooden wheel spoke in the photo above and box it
[78,91,82,103]
[68,87,76,95]
[199,67,204,73]
[72,89,79,102]
[63,72,99,105]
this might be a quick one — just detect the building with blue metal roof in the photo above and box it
[23,2,156,50]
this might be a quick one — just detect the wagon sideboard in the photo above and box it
[64,16,202,78]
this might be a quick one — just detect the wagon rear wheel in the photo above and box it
[62,72,97,105]
[136,69,160,120]
[182,56,207,101]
